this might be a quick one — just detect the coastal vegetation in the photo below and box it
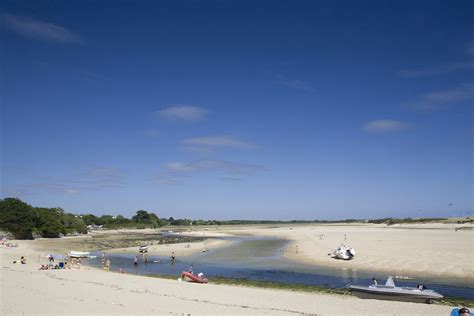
[0,197,471,239]
[0,198,162,239]
[0,198,87,239]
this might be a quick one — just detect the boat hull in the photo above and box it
[68,251,90,258]
[349,285,443,303]
[181,271,208,283]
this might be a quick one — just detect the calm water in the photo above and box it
[87,236,474,300]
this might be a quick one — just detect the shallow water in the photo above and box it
[87,236,474,300]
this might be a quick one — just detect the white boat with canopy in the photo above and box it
[349,276,443,303]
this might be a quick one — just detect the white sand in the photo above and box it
[246,223,474,283]
[1,223,469,315]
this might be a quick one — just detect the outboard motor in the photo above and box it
[348,248,356,257]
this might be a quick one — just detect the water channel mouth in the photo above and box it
[86,236,474,300]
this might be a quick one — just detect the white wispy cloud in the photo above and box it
[275,74,315,92]
[149,175,179,185]
[167,162,199,173]
[363,120,411,133]
[411,83,474,111]
[398,62,474,77]
[167,159,265,175]
[155,105,207,121]
[2,166,128,196]
[83,167,126,180]
[2,13,83,43]
[182,135,254,149]
[25,183,85,195]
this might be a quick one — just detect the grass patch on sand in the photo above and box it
[144,274,473,307]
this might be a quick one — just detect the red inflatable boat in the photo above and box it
[181,271,208,283]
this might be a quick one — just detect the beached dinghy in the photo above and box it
[349,276,443,303]
[181,271,208,283]
[139,245,148,253]
[332,244,356,260]
[68,251,91,258]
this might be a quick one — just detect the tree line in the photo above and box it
[0,198,164,239]
[0,197,459,239]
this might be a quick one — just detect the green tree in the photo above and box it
[0,198,38,239]
[132,210,160,228]
[36,207,64,237]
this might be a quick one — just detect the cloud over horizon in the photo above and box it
[167,159,266,175]
[156,105,207,121]
[411,83,474,111]
[182,135,255,149]
[275,74,315,92]
[2,13,83,43]
[363,119,411,133]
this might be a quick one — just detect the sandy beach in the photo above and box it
[1,223,471,315]
[244,223,474,284]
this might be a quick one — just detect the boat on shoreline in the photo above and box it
[181,271,208,283]
[332,244,356,260]
[68,251,91,258]
[349,276,443,303]
[139,245,148,253]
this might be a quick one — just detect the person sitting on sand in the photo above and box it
[20,256,26,264]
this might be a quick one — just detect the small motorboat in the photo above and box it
[332,244,356,260]
[181,271,208,283]
[68,251,91,258]
[139,245,148,253]
[349,276,443,304]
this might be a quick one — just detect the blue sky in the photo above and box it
[1,0,472,220]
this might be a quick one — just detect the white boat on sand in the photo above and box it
[349,276,443,304]
[68,251,91,258]
[332,244,356,260]
[139,245,148,253]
